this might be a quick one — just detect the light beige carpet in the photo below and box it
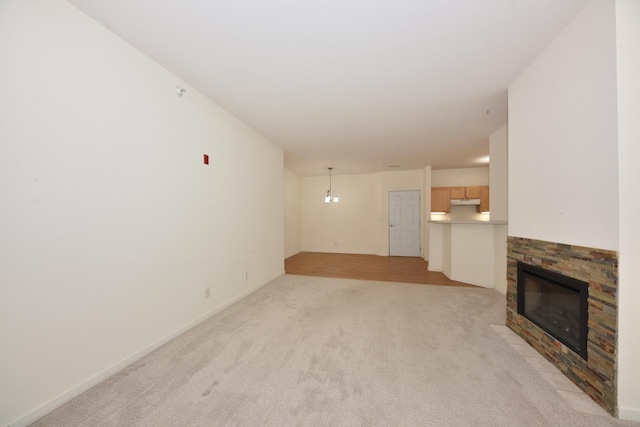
[33,275,637,426]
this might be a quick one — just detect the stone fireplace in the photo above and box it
[507,237,618,416]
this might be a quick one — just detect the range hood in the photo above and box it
[451,199,481,206]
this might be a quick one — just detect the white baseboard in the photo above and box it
[7,276,279,427]
[619,406,640,422]
[449,273,493,289]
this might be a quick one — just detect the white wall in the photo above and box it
[300,170,424,256]
[428,222,443,270]
[489,125,508,294]
[0,1,284,426]
[489,125,508,222]
[615,0,640,421]
[300,173,379,254]
[284,169,301,258]
[449,224,495,287]
[442,225,452,277]
[492,225,508,295]
[431,167,489,187]
[508,0,618,251]
[429,221,503,289]
[422,166,432,260]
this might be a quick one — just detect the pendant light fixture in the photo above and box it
[325,167,339,203]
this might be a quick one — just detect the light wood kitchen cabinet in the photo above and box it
[450,187,465,199]
[476,186,490,213]
[465,186,482,199]
[431,187,451,213]
[451,186,481,200]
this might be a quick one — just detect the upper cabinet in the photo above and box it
[431,187,451,213]
[477,186,490,213]
[450,187,465,200]
[451,186,481,200]
[431,185,490,214]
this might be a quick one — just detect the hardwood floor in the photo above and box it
[285,252,475,287]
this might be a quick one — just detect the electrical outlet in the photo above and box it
[205,287,210,298]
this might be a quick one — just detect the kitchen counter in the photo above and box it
[429,219,507,225]
[428,220,508,289]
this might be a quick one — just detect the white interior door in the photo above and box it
[389,190,421,257]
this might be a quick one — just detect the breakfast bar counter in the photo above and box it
[428,220,507,289]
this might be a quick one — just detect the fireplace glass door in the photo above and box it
[517,262,588,359]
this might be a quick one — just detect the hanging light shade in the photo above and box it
[325,167,339,203]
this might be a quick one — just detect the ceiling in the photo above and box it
[67,0,588,176]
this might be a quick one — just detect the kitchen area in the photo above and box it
[427,126,508,293]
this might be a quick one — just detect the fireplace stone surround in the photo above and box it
[506,236,618,416]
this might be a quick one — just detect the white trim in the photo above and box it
[6,275,280,427]
[619,406,640,422]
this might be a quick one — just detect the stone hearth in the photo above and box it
[506,237,618,416]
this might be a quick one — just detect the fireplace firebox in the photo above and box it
[517,262,589,359]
